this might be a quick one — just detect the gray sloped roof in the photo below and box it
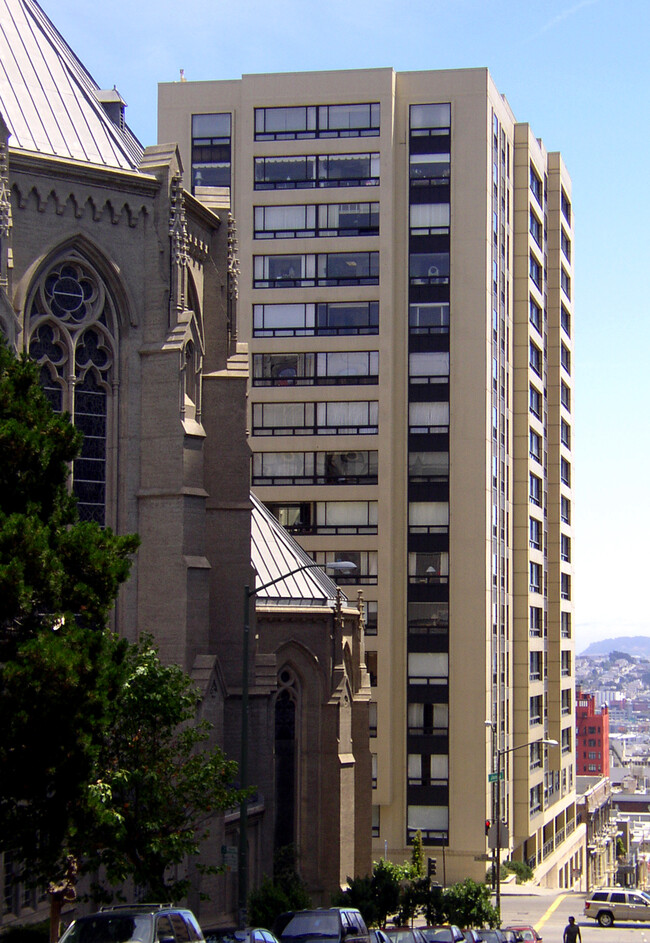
[0,0,143,168]
[251,492,345,607]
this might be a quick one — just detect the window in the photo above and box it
[409,302,449,334]
[561,533,571,562]
[253,301,379,337]
[530,606,542,636]
[372,806,380,838]
[410,102,451,131]
[530,562,542,593]
[409,351,450,383]
[561,572,571,600]
[253,400,378,437]
[561,495,571,524]
[529,254,542,290]
[408,401,449,434]
[529,341,542,376]
[561,419,571,448]
[530,695,543,725]
[530,165,543,205]
[365,651,377,687]
[254,201,379,239]
[254,152,380,189]
[530,783,542,814]
[529,429,542,463]
[191,112,231,189]
[253,251,379,288]
[561,268,571,299]
[28,258,118,526]
[407,752,449,787]
[252,350,378,386]
[408,702,448,735]
[251,450,378,485]
[562,689,571,715]
[409,252,450,284]
[266,501,313,533]
[529,297,542,333]
[561,189,571,225]
[408,652,449,685]
[408,601,449,635]
[529,516,542,550]
[408,551,449,583]
[409,202,450,234]
[365,599,378,635]
[561,457,571,486]
[530,384,542,419]
[369,702,377,737]
[561,610,571,637]
[561,343,571,374]
[530,651,542,682]
[561,380,571,411]
[561,304,571,337]
[408,502,449,534]
[314,500,378,534]
[530,741,543,770]
[408,451,449,482]
[314,550,378,584]
[561,229,571,262]
[254,102,380,140]
[561,728,571,753]
[529,473,542,507]
[530,210,542,247]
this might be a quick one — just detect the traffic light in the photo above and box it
[485,818,491,836]
[427,856,437,878]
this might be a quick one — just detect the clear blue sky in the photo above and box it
[44,0,650,653]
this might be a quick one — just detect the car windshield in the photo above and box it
[282,915,339,940]
[61,916,153,943]
[423,933,452,942]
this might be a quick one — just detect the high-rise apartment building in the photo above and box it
[159,67,583,886]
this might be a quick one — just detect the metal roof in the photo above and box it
[250,493,345,607]
[0,0,143,168]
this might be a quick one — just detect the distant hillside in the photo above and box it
[580,635,650,657]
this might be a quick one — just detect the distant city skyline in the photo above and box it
[38,0,650,654]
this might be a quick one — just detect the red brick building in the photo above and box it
[576,691,610,777]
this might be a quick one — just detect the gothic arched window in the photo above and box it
[275,667,299,854]
[27,255,118,526]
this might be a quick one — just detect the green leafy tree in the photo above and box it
[442,878,499,929]
[248,846,311,928]
[0,341,138,895]
[82,636,247,901]
[334,874,377,927]
[410,830,425,878]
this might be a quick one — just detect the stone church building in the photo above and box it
[0,0,371,926]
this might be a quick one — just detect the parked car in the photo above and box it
[500,933,521,943]
[370,931,392,943]
[583,887,650,926]
[503,927,541,943]
[476,932,506,943]
[461,931,483,943]
[420,928,464,943]
[276,909,370,943]
[203,930,280,943]
[384,929,427,943]
[59,905,204,943]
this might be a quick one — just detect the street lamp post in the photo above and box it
[238,559,356,928]
[485,722,558,915]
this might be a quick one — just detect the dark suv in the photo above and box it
[276,909,370,943]
[59,904,205,943]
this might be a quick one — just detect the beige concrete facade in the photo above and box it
[159,66,582,886]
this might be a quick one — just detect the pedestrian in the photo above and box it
[563,916,581,943]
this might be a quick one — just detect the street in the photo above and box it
[499,889,650,943]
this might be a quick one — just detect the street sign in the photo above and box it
[474,854,491,861]
[487,821,509,849]
[488,770,505,783]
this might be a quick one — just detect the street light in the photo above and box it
[484,721,558,914]
[238,559,357,928]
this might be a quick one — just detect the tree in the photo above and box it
[0,341,138,893]
[410,830,425,878]
[83,636,247,901]
[442,878,499,929]
[248,846,311,928]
